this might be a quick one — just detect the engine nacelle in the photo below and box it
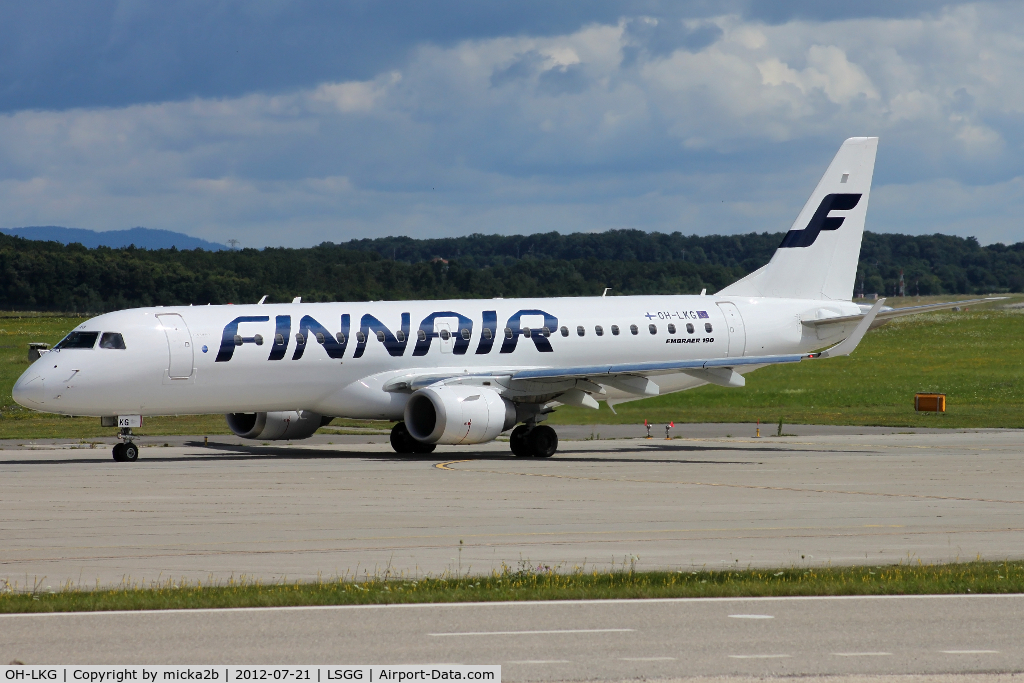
[405,386,516,445]
[225,410,329,440]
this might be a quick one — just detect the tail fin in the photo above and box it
[719,137,878,301]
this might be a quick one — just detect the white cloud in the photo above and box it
[1,3,1024,246]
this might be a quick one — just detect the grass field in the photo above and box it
[1,561,1022,613]
[1,297,1021,439]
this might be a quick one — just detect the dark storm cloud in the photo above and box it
[0,0,955,113]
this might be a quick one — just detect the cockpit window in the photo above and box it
[99,332,126,349]
[54,331,99,350]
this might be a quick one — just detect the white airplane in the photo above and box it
[11,137,984,461]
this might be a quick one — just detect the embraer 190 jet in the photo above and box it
[12,138,981,461]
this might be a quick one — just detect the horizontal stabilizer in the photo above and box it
[815,299,884,358]
[803,297,1006,329]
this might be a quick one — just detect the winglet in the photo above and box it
[815,298,885,359]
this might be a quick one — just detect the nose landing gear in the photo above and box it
[112,428,139,462]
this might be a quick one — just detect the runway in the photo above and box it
[4,595,1024,678]
[2,426,1023,588]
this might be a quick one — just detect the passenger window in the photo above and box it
[295,332,305,344]
[705,323,713,333]
[376,330,386,342]
[686,323,694,334]
[630,324,638,335]
[99,332,126,349]
[254,334,264,346]
[417,329,427,341]
[54,331,99,350]
[611,325,620,335]
[396,330,406,343]
[577,326,585,337]
[276,333,286,345]
[357,332,366,344]
[439,329,450,340]
[316,332,326,344]
[667,324,676,334]
[335,332,346,344]
[233,334,243,346]
[541,326,551,337]
[649,324,657,335]
[483,327,493,339]
[560,326,569,337]
[461,328,471,340]
[504,327,513,339]
[595,325,604,336]
[522,327,531,338]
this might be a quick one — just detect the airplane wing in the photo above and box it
[802,297,1005,330]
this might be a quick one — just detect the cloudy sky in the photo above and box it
[1,1,1022,247]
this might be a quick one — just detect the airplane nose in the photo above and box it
[12,371,44,407]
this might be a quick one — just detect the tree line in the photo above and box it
[0,230,1020,313]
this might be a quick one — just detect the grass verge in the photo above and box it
[3,561,1022,613]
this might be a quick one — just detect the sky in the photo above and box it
[1,1,1022,247]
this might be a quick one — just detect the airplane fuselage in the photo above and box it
[14,294,861,419]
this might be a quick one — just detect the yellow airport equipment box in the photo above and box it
[915,393,946,412]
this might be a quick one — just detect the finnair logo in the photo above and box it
[214,309,558,362]
[779,193,862,249]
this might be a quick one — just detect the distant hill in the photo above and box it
[0,226,225,251]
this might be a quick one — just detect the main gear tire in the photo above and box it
[528,425,558,458]
[390,422,418,454]
[510,425,532,457]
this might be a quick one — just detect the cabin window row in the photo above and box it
[559,322,712,336]
[271,320,714,348]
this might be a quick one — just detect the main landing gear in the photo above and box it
[112,427,139,462]
[390,422,437,454]
[509,424,557,458]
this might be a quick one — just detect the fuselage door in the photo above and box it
[157,313,194,378]
[716,302,746,357]
[435,321,454,353]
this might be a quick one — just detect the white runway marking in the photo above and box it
[620,657,676,661]
[728,654,791,659]
[942,650,999,654]
[832,652,892,656]
[430,628,635,636]
[729,614,774,619]
[507,660,572,664]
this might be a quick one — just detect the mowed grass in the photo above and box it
[2,561,1022,613]
[1,300,1022,438]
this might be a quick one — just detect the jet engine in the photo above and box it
[405,385,516,445]
[226,410,330,440]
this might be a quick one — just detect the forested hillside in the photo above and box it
[0,230,1020,313]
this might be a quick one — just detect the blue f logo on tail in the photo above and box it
[779,193,861,249]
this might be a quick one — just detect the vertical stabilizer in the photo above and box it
[719,137,877,301]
